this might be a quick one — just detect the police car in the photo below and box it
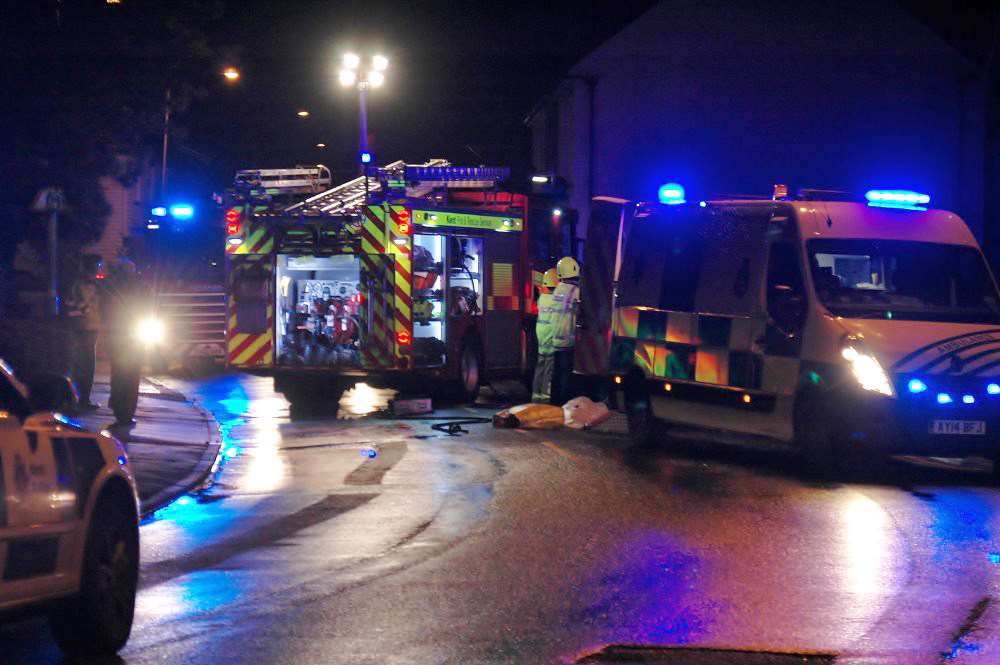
[0,359,139,656]
[577,187,1000,479]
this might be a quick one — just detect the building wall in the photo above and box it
[530,0,984,246]
[87,165,155,265]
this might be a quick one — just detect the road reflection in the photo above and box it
[839,494,892,597]
[338,382,394,418]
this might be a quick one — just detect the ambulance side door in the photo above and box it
[682,206,777,438]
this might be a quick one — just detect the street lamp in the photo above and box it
[339,52,388,169]
[222,66,240,82]
[297,109,310,117]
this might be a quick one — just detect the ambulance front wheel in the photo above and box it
[795,391,883,479]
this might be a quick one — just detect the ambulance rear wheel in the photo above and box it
[624,376,662,449]
[458,339,482,404]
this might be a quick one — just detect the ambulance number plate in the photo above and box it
[929,420,986,435]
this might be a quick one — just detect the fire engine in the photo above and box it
[223,160,539,404]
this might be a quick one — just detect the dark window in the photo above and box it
[618,207,704,312]
[0,372,30,420]
[767,242,807,334]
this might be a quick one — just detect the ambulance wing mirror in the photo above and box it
[768,284,806,335]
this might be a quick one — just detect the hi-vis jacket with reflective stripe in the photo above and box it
[551,281,580,349]
[536,292,557,355]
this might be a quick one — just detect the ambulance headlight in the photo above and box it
[135,317,166,345]
[841,344,894,397]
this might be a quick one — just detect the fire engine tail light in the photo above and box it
[396,209,412,235]
[396,331,411,345]
[225,208,241,236]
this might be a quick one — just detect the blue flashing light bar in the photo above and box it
[658,182,685,205]
[865,189,930,211]
[937,393,953,405]
[907,378,927,394]
[169,204,195,219]
[962,394,976,404]
[989,383,1000,395]
[151,206,168,217]
[360,151,372,164]
[405,165,511,182]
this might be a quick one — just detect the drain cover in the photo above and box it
[577,645,836,665]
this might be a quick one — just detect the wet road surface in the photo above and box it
[3,371,1000,664]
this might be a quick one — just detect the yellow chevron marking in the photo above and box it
[228,332,249,353]
[362,223,385,245]
[234,228,261,255]
[232,334,270,365]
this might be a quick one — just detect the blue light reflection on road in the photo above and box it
[927,491,994,563]
[569,531,719,646]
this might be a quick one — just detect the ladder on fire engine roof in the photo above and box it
[284,159,512,217]
[234,166,332,194]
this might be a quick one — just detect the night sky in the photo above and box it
[5,1,1000,200]
[174,0,659,193]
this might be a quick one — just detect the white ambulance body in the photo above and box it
[578,191,1000,476]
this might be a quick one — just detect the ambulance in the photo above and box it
[224,161,539,404]
[577,187,1000,478]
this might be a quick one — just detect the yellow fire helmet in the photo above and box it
[542,268,559,289]
[413,299,434,323]
[556,256,580,279]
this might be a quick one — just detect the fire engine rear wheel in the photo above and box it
[458,339,483,403]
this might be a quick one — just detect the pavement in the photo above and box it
[4,371,1000,665]
[75,365,222,515]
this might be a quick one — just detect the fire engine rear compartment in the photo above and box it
[271,231,496,371]
[275,254,364,367]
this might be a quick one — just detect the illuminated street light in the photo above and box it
[297,110,310,117]
[316,143,326,148]
[338,51,389,172]
[222,66,240,82]
[338,69,357,87]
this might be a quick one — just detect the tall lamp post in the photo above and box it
[160,67,241,198]
[339,52,388,170]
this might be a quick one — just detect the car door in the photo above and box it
[0,369,75,604]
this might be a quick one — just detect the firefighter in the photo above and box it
[532,268,560,402]
[549,256,581,405]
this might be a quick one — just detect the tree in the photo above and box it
[0,1,223,294]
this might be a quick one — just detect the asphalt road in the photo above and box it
[4,371,1000,664]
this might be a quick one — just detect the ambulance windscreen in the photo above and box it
[807,239,1000,324]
